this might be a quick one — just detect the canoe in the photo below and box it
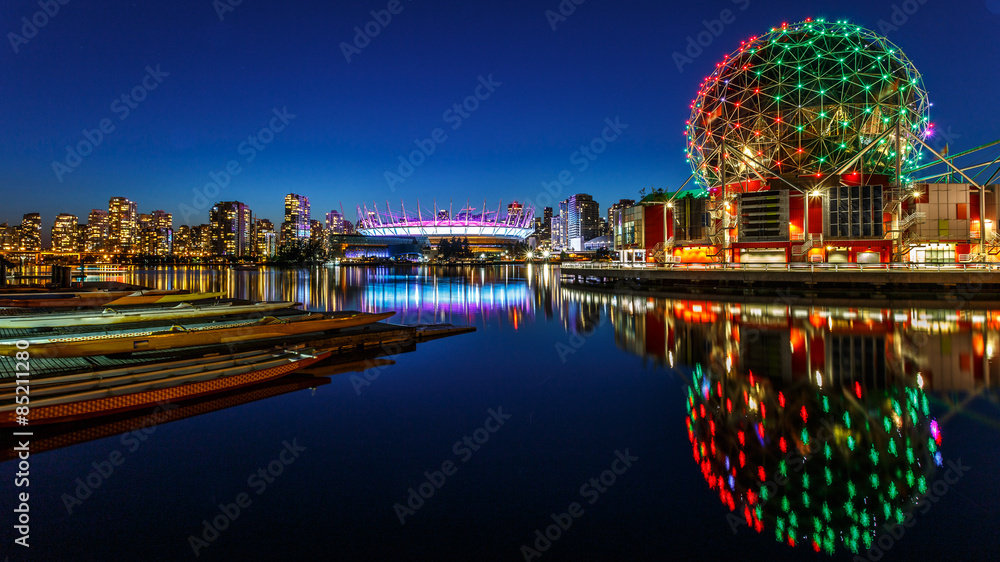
[0,290,143,308]
[105,291,226,306]
[0,301,299,329]
[0,311,396,357]
[0,348,331,426]
[0,290,223,308]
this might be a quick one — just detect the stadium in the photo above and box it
[356,200,535,256]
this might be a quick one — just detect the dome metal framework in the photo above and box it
[685,19,931,189]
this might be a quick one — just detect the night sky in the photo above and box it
[2,0,999,231]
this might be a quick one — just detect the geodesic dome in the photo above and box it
[685,19,931,189]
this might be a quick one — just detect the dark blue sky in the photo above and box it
[2,0,999,229]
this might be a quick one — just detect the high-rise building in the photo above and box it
[51,214,79,253]
[310,219,324,246]
[190,225,213,257]
[139,210,173,256]
[281,193,310,248]
[108,197,138,254]
[325,210,346,234]
[558,200,569,247]
[210,201,252,257]
[173,225,193,257]
[18,213,42,252]
[0,223,17,252]
[254,219,277,258]
[551,215,564,249]
[86,209,110,252]
[608,199,635,237]
[541,207,553,240]
[566,194,599,247]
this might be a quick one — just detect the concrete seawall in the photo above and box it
[559,263,1000,302]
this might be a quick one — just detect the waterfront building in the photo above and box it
[255,219,277,258]
[51,213,79,253]
[550,214,564,250]
[540,207,553,240]
[86,209,109,252]
[210,201,252,257]
[108,197,138,254]
[325,210,346,234]
[563,194,599,251]
[172,225,193,257]
[18,213,42,252]
[355,199,533,256]
[0,223,16,252]
[138,210,173,256]
[607,199,634,238]
[557,200,568,249]
[280,193,311,248]
[633,19,1000,265]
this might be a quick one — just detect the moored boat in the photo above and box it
[0,301,299,329]
[0,347,331,426]
[0,311,396,357]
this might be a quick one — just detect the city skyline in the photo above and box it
[3,1,1000,226]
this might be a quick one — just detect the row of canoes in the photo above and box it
[0,300,298,329]
[0,347,331,425]
[0,290,403,426]
[0,311,396,357]
[0,289,225,308]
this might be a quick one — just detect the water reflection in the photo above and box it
[127,265,569,329]
[685,363,939,556]
[562,288,1000,394]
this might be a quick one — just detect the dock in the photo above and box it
[560,262,1000,303]
[0,321,474,382]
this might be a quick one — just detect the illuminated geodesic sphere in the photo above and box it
[685,19,931,189]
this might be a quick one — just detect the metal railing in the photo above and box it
[575,261,1000,273]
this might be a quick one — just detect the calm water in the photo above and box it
[2,265,999,561]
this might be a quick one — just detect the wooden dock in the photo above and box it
[0,321,475,382]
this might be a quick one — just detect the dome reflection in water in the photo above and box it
[685,363,940,556]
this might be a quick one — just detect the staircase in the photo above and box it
[793,234,821,256]
[650,238,674,263]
